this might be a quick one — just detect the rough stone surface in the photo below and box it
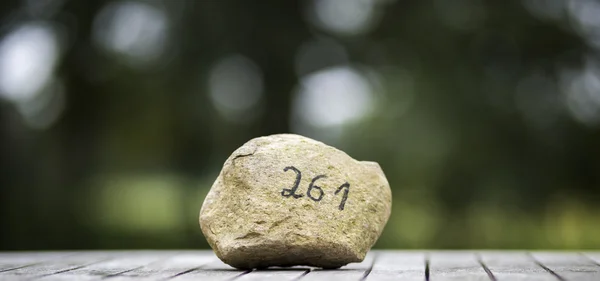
[199,134,392,269]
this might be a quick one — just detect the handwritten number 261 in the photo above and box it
[281,166,350,210]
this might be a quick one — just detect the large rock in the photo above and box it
[199,134,392,269]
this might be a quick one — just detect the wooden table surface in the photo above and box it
[1,250,599,280]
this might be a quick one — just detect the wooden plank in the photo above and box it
[0,251,112,278]
[0,252,73,272]
[364,251,424,281]
[39,251,178,280]
[235,268,309,281]
[300,252,375,281]
[581,252,600,266]
[531,252,600,281]
[428,251,491,281]
[170,258,249,281]
[479,251,555,280]
[0,250,598,280]
[109,252,217,280]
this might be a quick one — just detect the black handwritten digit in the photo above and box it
[307,175,326,202]
[280,166,349,209]
[335,182,350,210]
[281,166,303,198]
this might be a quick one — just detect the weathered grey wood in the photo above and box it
[0,252,73,272]
[300,252,375,281]
[40,251,180,280]
[581,253,600,267]
[169,258,248,281]
[428,251,491,280]
[109,252,217,280]
[530,252,600,281]
[0,251,599,280]
[479,251,555,280]
[235,268,309,281]
[0,251,111,278]
[365,251,424,281]
[111,252,217,281]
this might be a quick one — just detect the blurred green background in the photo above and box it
[1,0,600,251]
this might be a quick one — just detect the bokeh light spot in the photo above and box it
[93,1,169,66]
[567,0,600,49]
[308,0,380,36]
[0,23,59,103]
[293,66,375,129]
[562,65,600,126]
[208,54,264,123]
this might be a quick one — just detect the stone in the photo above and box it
[199,134,392,269]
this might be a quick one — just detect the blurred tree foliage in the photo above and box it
[1,0,599,250]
